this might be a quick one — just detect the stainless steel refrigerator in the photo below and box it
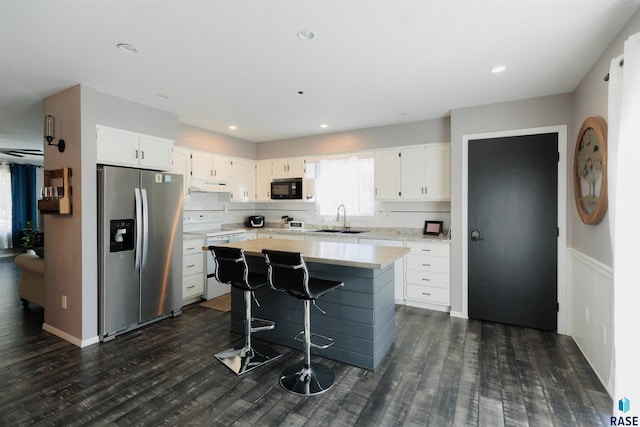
[98,165,183,341]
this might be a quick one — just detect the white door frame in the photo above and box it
[461,125,568,334]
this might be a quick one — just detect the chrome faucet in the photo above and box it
[337,204,350,230]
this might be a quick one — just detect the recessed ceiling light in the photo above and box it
[320,124,328,129]
[491,65,507,74]
[116,43,138,54]
[228,125,237,130]
[297,30,316,41]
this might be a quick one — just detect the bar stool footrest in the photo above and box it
[251,317,275,332]
[294,331,334,349]
[215,340,282,376]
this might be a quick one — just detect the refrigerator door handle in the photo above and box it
[141,188,149,273]
[134,188,142,272]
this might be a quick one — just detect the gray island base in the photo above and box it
[219,238,409,371]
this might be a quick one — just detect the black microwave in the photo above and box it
[271,178,303,200]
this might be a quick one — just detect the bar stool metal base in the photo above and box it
[215,340,282,376]
[279,362,336,396]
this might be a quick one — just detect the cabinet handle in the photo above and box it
[421,249,431,252]
[187,264,195,268]
[422,292,431,296]
[141,151,145,160]
[187,285,195,289]
[422,278,431,281]
[422,263,431,267]
[187,247,196,250]
[135,149,139,159]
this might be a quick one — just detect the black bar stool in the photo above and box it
[208,246,282,375]
[262,249,344,396]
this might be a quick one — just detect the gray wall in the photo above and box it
[257,117,450,159]
[177,124,257,159]
[96,93,178,140]
[43,84,98,342]
[449,93,572,313]
[569,9,640,266]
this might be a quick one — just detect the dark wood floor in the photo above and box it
[0,257,612,426]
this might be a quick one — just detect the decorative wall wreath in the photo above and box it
[573,116,608,225]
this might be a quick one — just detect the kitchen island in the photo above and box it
[217,238,409,370]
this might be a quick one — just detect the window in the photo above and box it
[315,156,374,216]
[0,163,12,248]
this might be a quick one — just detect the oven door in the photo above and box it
[205,237,231,300]
[204,233,248,300]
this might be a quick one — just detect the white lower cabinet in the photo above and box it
[182,235,205,305]
[404,241,450,311]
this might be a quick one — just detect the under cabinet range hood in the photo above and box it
[189,181,229,193]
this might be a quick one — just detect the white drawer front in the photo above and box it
[183,274,204,299]
[183,253,204,275]
[406,271,449,289]
[406,242,450,257]
[406,284,450,304]
[184,238,204,255]
[406,255,449,273]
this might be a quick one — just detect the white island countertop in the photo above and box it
[214,238,410,269]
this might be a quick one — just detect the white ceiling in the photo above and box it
[1,0,639,159]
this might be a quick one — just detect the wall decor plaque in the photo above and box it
[573,116,608,225]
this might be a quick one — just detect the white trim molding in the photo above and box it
[461,125,568,334]
[43,323,100,348]
[567,248,614,396]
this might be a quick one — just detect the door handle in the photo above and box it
[470,230,483,241]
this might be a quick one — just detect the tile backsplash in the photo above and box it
[184,191,450,231]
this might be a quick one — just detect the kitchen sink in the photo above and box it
[312,229,368,234]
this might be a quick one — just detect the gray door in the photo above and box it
[98,166,141,336]
[139,171,183,322]
[468,133,558,331]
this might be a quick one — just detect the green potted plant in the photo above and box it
[20,221,39,254]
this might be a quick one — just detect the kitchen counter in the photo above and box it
[220,237,409,269]
[216,238,409,370]
[228,224,451,243]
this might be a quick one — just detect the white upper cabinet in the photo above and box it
[190,151,213,181]
[230,158,256,202]
[190,150,232,183]
[96,126,173,171]
[271,157,305,178]
[422,143,450,200]
[171,146,191,198]
[374,150,401,200]
[375,143,450,201]
[255,160,272,201]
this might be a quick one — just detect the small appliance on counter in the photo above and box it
[286,220,305,230]
[246,215,265,228]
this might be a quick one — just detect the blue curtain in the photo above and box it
[10,164,38,248]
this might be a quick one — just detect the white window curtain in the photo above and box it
[0,163,12,248]
[315,156,374,216]
[608,32,640,413]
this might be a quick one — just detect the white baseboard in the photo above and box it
[43,323,100,348]
[449,310,467,319]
